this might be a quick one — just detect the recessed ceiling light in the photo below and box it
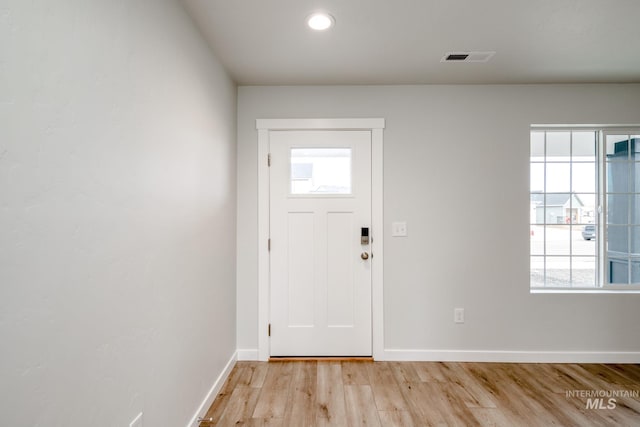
[307,12,334,31]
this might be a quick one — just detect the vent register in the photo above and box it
[441,51,496,62]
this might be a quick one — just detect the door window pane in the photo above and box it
[291,148,352,194]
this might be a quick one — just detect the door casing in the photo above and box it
[257,118,385,361]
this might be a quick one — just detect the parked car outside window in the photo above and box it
[582,224,596,240]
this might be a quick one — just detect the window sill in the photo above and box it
[531,288,640,294]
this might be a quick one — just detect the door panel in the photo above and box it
[269,130,372,356]
[287,212,315,327]
[327,212,355,327]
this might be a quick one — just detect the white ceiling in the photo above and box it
[182,0,640,85]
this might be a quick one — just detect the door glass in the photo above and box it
[290,148,352,194]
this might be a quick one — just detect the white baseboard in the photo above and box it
[187,351,237,427]
[381,349,640,363]
[237,349,259,361]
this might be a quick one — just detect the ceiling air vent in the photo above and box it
[441,51,496,63]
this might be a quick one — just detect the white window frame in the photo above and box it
[530,125,640,293]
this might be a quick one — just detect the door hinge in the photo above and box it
[268,238,271,251]
[268,323,271,337]
[267,153,271,167]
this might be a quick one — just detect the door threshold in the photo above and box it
[269,356,374,362]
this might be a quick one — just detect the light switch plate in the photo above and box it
[392,222,407,237]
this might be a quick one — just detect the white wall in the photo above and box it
[237,84,640,359]
[0,1,236,426]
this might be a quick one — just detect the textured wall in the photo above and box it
[237,84,640,356]
[0,1,236,426]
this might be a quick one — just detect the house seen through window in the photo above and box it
[530,128,640,290]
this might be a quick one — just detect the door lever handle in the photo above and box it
[361,252,369,260]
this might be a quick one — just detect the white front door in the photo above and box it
[269,130,372,356]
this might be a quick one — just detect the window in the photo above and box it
[290,148,352,194]
[530,127,640,290]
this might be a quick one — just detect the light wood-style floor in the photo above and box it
[199,361,640,426]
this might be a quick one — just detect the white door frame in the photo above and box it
[257,118,385,361]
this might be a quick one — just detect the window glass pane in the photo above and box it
[545,257,571,287]
[632,259,640,284]
[574,225,596,254]
[530,225,544,254]
[541,193,570,224]
[609,257,629,284]
[607,225,629,253]
[530,132,545,160]
[572,162,596,193]
[530,163,544,192]
[633,195,640,225]
[546,163,570,192]
[575,194,596,224]
[530,194,545,224]
[530,256,545,287]
[607,194,628,224]
[606,135,629,161]
[572,257,596,287]
[547,225,571,255]
[546,132,570,159]
[631,226,640,254]
[606,161,629,193]
[572,132,596,159]
[290,148,351,194]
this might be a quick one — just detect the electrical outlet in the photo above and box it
[130,412,143,427]
[454,308,465,324]
[392,221,407,237]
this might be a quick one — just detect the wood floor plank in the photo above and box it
[366,361,397,385]
[580,363,640,387]
[202,364,248,423]
[412,361,448,383]
[244,418,284,427]
[440,362,497,409]
[377,410,416,427]
[341,361,370,385]
[463,363,548,426]
[407,381,480,426]
[499,363,598,427]
[370,381,409,412]
[468,407,518,427]
[344,385,382,427]
[604,364,640,384]
[283,362,317,427]
[252,362,295,420]
[389,361,420,385]
[316,362,347,427]
[216,386,261,427]
[241,361,269,388]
